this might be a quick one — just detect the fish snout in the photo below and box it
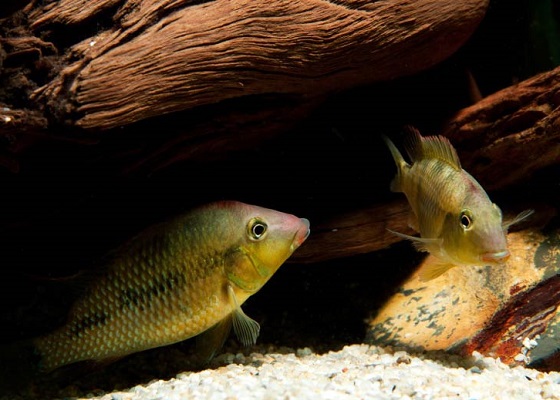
[292,218,311,249]
[299,218,311,242]
[481,250,510,265]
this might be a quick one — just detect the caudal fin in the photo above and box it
[0,339,42,395]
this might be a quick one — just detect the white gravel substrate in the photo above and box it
[89,344,560,400]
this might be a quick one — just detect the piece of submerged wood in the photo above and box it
[292,200,414,264]
[366,227,560,369]
[444,65,560,191]
[23,0,489,130]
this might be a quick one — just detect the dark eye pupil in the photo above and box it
[252,223,266,237]
[460,214,471,228]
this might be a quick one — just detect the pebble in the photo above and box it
[89,344,560,400]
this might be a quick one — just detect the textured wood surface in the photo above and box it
[1,0,560,384]
[444,65,560,191]
[22,0,489,130]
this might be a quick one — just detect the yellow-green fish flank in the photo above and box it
[33,201,310,372]
[383,127,513,281]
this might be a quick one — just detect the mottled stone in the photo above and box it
[367,228,560,368]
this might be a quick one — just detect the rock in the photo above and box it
[366,226,560,369]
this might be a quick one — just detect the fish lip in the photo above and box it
[481,250,510,264]
[291,218,310,250]
[301,218,311,239]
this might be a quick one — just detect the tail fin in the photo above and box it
[0,338,110,397]
[0,339,42,395]
[381,135,408,192]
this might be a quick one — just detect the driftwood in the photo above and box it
[443,66,560,191]
[0,0,557,274]
[292,66,560,263]
[0,0,559,388]
[0,0,489,174]
[25,0,489,130]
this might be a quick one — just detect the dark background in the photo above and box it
[0,0,559,396]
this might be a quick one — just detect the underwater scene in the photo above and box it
[0,0,559,398]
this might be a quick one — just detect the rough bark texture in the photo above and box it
[291,200,413,263]
[1,0,560,379]
[443,65,560,191]
[22,0,489,130]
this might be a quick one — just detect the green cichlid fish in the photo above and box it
[383,127,531,281]
[32,201,310,372]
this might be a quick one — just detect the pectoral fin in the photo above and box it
[196,316,232,364]
[228,285,260,347]
[503,209,534,231]
[387,229,442,253]
[418,258,456,281]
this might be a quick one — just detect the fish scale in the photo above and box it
[383,127,515,281]
[407,158,468,238]
[38,262,227,370]
[32,201,310,372]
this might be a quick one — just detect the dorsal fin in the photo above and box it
[403,126,462,171]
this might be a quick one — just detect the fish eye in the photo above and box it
[459,210,473,230]
[247,218,268,240]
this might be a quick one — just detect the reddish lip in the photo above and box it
[481,250,510,264]
[293,218,310,246]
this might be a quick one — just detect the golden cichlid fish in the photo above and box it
[31,201,310,372]
[383,127,531,281]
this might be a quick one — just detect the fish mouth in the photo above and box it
[291,218,311,250]
[481,250,510,264]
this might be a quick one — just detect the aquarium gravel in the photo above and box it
[86,344,560,400]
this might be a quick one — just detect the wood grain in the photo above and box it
[24,0,489,129]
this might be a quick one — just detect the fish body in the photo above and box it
[33,201,310,372]
[383,128,510,280]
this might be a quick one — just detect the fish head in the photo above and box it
[442,194,509,267]
[224,202,310,293]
